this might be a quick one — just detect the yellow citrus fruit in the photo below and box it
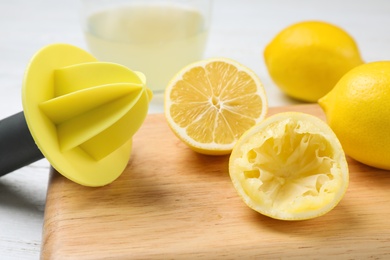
[229,112,349,220]
[264,20,364,102]
[319,61,390,170]
[164,58,268,155]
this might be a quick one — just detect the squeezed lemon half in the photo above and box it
[229,112,349,220]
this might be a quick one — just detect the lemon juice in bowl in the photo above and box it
[81,0,211,93]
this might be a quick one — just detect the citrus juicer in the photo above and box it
[0,43,152,187]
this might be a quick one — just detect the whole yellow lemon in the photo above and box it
[264,21,364,102]
[319,61,390,170]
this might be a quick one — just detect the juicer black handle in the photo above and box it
[0,112,44,177]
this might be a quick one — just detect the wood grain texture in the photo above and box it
[41,104,390,259]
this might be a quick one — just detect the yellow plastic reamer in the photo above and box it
[22,44,152,186]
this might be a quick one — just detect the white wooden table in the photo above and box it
[1,0,390,259]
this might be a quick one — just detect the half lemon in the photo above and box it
[165,58,268,155]
[229,112,349,220]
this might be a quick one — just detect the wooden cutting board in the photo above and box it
[41,104,390,259]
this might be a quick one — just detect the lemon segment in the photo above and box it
[229,112,349,220]
[165,58,268,155]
